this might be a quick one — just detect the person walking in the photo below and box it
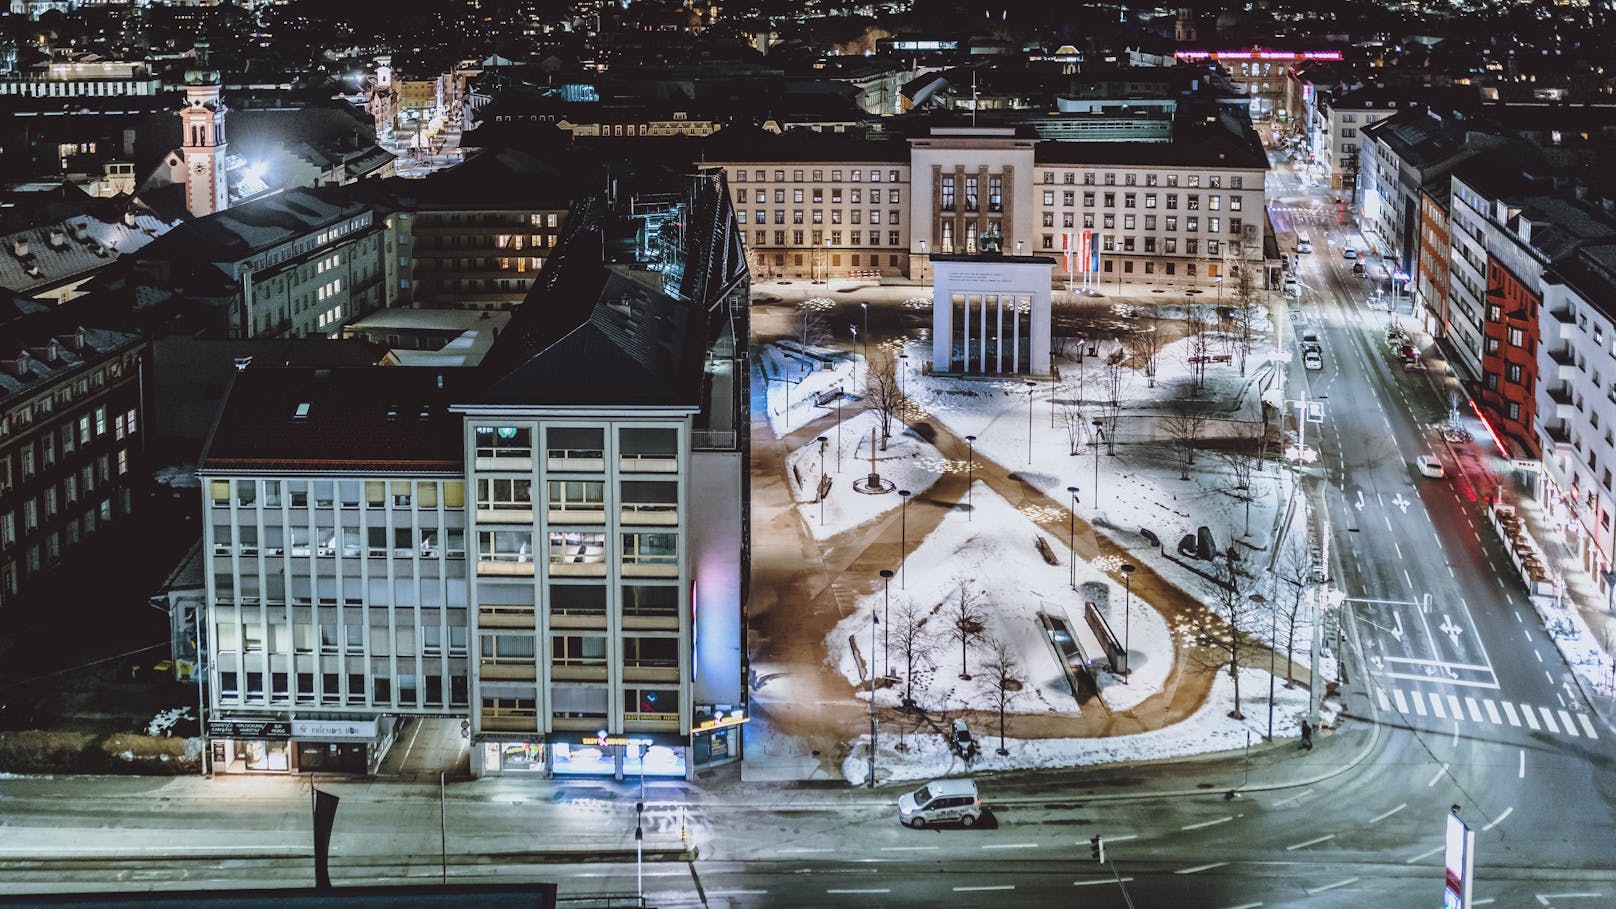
[1299,719,1314,751]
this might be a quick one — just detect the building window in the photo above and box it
[1506,363,1523,383]
[623,636,679,668]
[478,530,533,565]
[481,633,537,664]
[988,176,1002,212]
[1507,327,1525,347]
[552,634,607,667]
[475,425,532,462]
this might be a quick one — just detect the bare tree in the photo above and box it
[976,635,1024,756]
[1214,421,1268,534]
[800,311,832,349]
[891,596,935,708]
[1271,546,1312,689]
[1056,399,1087,455]
[944,577,988,681]
[1185,309,1214,391]
[1228,265,1261,376]
[1182,547,1259,719]
[1100,349,1129,454]
[1123,309,1165,388]
[864,356,907,450]
[1160,398,1210,480]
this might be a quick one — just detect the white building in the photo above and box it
[0,60,160,96]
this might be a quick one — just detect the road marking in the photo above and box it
[1473,899,1494,906]
[782,848,837,854]
[1503,701,1521,726]
[1100,834,1139,843]
[1306,878,1358,895]
[1465,697,1485,722]
[827,889,890,895]
[1386,515,1395,531]
[1429,692,1447,718]
[1404,568,1414,587]
[1395,541,1403,559]
[1447,694,1463,718]
[1217,904,1263,909]
[1546,670,1556,684]
[1286,834,1335,851]
[1075,878,1135,887]
[1412,693,1427,716]
[1540,706,1561,733]
[1525,628,1535,642]
[1535,650,1544,662]
[1371,803,1406,824]
[954,885,1015,892]
[1559,710,1580,736]
[982,843,1040,850]
[1407,845,1443,863]
[1376,688,1391,711]
[1580,714,1599,738]
[1484,700,1502,724]
[1482,806,1513,831]
[1393,689,1410,714]
[1272,788,1314,808]
[707,891,768,897]
[1515,611,1525,623]
[1176,862,1229,874]
[1426,763,1449,787]
[1520,749,1527,779]
[1523,707,1542,731]
[880,846,939,852]
[1182,816,1235,831]
[1535,893,1605,904]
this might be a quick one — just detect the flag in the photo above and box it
[1062,232,1072,273]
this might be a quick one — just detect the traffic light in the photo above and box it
[1090,835,1105,864]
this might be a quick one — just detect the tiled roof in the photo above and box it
[0,310,142,406]
[0,209,175,295]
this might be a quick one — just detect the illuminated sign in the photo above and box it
[593,733,654,748]
[694,709,749,733]
[1176,50,1343,62]
[1443,811,1474,909]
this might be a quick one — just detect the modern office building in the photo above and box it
[197,167,749,778]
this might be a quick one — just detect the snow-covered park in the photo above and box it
[825,482,1173,718]
[759,343,863,438]
[783,410,948,540]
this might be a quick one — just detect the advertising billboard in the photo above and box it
[1444,811,1474,909]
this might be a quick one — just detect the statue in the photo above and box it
[979,222,1004,255]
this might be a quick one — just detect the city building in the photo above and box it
[0,59,162,98]
[0,305,148,608]
[1173,49,1343,122]
[196,167,749,779]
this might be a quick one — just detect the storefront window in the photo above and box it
[483,741,546,772]
[624,745,687,778]
[551,742,617,776]
[243,739,290,772]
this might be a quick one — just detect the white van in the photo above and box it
[1297,233,1313,254]
[898,778,982,828]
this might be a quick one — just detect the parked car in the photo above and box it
[1304,350,1324,370]
[1416,455,1446,478]
[898,778,982,828]
[1343,248,1359,260]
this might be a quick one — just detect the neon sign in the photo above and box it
[1176,50,1343,62]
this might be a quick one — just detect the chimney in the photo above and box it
[122,210,137,228]
[69,221,89,241]
[10,238,28,257]
[47,228,68,250]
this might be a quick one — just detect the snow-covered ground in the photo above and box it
[759,344,863,438]
[843,665,1309,785]
[784,410,948,540]
[825,482,1173,717]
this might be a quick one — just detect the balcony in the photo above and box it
[1542,420,1571,446]
[1548,306,1575,326]
[619,453,677,474]
[477,559,535,577]
[546,449,604,473]
[478,661,536,681]
[479,712,538,733]
[478,606,536,629]
[621,504,678,526]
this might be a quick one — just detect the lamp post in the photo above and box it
[880,568,894,680]
[898,489,912,588]
[824,236,832,283]
[965,435,977,521]
[1067,486,1080,589]
[816,435,828,526]
[1252,591,1272,740]
[898,352,909,400]
[860,301,870,365]
[1092,418,1105,511]
[868,605,879,788]
[918,239,928,285]
[1120,563,1136,682]
[1026,380,1037,463]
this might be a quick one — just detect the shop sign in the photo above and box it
[694,709,749,733]
[1510,458,1542,473]
[623,712,679,723]
[208,718,291,739]
[292,720,377,740]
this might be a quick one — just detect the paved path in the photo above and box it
[746,338,1312,780]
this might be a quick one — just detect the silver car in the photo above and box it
[898,778,982,828]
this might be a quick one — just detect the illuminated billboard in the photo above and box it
[1444,811,1474,909]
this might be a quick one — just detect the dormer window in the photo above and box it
[293,402,312,420]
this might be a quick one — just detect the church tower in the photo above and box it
[179,78,228,218]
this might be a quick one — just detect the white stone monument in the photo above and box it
[929,254,1057,376]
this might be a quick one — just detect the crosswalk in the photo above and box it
[1374,686,1599,740]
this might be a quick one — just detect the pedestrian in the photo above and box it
[1300,720,1314,751]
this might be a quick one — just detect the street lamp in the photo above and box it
[860,301,870,365]
[918,239,928,285]
[824,236,832,283]
[880,568,894,681]
[1092,418,1105,511]
[1067,486,1080,589]
[898,489,912,588]
[1026,380,1037,463]
[965,435,977,521]
[816,435,828,526]
[869,604,879,788]
[898,352,909,400]
[835,393,844,473]
[1120,563,1136,683]
[1252,591,1272,740]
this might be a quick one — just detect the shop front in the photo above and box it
[548,731,689,779]
[208,718,292,773]
[477,739,548,776]
[691,706,746,769]
[209,717,390,775]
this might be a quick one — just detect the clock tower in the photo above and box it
[179,78,228,218]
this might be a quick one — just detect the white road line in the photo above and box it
[1560,710,1580,736]
[826,889,890,895]
[782,848,837,854]
[1449,565,1457,577]
[1465,697,1485,722]
[1272,788,1315,808]
[1376,688,1391,711]
[1286,834,1335,851]
[1404,568,1414,587]
[1503,701,1521,726]
[1393,689,1410,714]
[1395,541,1403,559]
[1482,806,1514,831]
[1218,903,1263,909]
[1535,650,1544,662]
[1306,878,1359,895]
[1525,628,1535,642]
[1473,899,1495,906]
[1515,611,1524,623]
[1506,592,1517,605]
[1533,893,1605,903]
[1447,694,1463,718]
[1540,706,1561,733]
[707,891,769,897]
[1182,816,1235,830]
[1426,763,1449,787]
[1546,670,1556,684]
[1176,862,1229,874]
[1411,693,1427,716]
[1074,878,1135,887]
[954,885,1015,892]
[880,846,939,852]
[1579,714,1599,738]
[1407,845,1443,863]
[1429,692,1447,718]
[1484,700,1502,724]
[1519,749,1526,779]
[1523,706,1542,731]
[1371,803,1406,824]
[1100,834,1140,843]
[982,843,1040,850]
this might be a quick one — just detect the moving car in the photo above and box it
[1352,261,1366,276]
[1415,455,1446,478]
[1296,233,1313,253]
[1304,350,1324,370]
[898,778,982,828]
[1342,248,1359,260]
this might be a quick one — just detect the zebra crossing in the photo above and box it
[1374,686,1599,740]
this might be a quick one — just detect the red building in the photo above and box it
[1479,255,1540,458]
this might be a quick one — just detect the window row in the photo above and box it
[215,619,468,657]
[1039,191,1243,212]
[732,168,905,184]
[479,582,679,618]
[476,478,677,519]
[482,632,679,668]
[736,188,901,205]
[476,530,677,574]
[735,208,902,226]
[1039,170,1246,190]
[474,425,678,470]
[211,479,466,510]
[212,526,467,560]
[218,670,468,708]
